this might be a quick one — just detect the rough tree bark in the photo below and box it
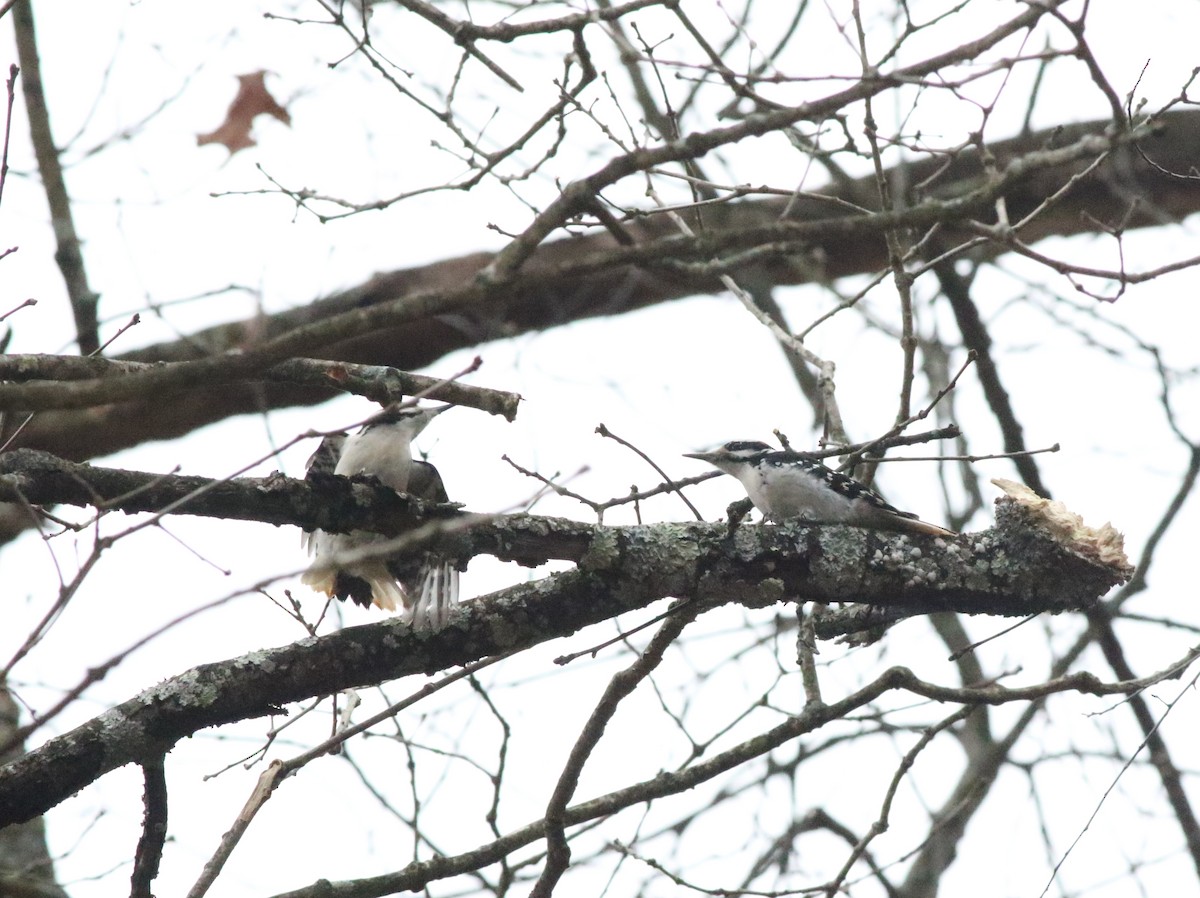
[0,478,1130,828]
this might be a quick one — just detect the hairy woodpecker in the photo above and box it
[301,405,460,630]
[685,441,955,537]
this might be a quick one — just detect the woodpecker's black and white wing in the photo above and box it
[685,441,955,537]
[301,432,347,554]
[305,432,347,479]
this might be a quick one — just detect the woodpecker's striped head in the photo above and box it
[684,441,776,473]
[361,404,448,438]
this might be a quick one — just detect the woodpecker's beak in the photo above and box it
[683,450,720,462]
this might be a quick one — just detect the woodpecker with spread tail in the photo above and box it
[684,441,955,537]
[302,405,459,630]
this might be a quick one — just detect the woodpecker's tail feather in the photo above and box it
[303,533,459,624]
[406,561,460,632]
[302,560,405,612]
[891,514,956,538]
[366,575,405,612]
[300,567,335,597]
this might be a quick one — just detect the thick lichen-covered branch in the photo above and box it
[0,449,1129,612]
[0,448,1134,829]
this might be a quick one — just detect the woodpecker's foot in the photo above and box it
[724,498,754,535]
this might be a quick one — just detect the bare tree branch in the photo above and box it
[0,484,1136,829]
[256,649,1197,898]
[130,757,168,898]
[3,111,1198,464]
[0,683,66,898]
[12,1,99,354]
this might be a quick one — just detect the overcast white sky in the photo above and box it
[4,2,1200,896]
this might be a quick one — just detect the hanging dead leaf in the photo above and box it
[197,71,291,155]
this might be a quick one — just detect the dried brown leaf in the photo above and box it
[197,71,291,155]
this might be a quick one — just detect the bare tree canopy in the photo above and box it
[1,2,1199,898]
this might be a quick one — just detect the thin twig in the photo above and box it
[596,423,704,521]
[184,652,512,898]
[0,64,18,209]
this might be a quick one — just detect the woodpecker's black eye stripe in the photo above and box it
[722,440,775,456]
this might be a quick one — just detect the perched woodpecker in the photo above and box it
[301,405,460,630]
[684,440,955,537]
